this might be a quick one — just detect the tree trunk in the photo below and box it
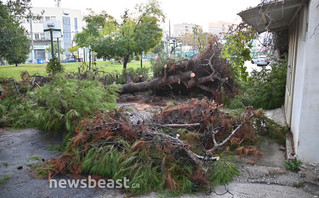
[121,71,195,93]
[120,70,225,94]
[15,63,18,67]
[123,55,130,70]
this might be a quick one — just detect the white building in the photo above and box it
[239,0,319,163]
[173,23,202,37]
[208,21,231,35]
[21,7,84,62]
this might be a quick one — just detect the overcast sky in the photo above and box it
[30,0,261,31]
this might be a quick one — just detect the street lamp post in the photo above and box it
[57,37,60,60]
[50,28,55,58]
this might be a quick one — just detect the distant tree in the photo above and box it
[152,41,164,55]
[75,0,165,69]
[177,26,211,50]
[68,45,79,60]
[4,27,31,66]
[0,0,42,65]
[73,9,114,68]
[222,22,256,81]
[45,42,65,58]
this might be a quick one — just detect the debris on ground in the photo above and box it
[34,98,283,195]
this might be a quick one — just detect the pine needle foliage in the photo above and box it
[210,155,240,186]
[27,74,119,132]
[1,74,119,135]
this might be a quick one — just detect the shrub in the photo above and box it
[229,56,287,110]
[46,57,64,74]
[285,159,302,172]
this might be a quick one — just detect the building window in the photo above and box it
[45,16,51,21]
[63,16,72,57]
[74,18,78,33]
[51,16,56,21]
[34,33,40,40]
[40,33,45,40]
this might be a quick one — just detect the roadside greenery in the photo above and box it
[285,159,302,172]
[228,56,287,110]
[222,22,256,81]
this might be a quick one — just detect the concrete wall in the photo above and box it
[290,0,319,163]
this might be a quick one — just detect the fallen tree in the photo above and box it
[34,98,278,196]
[120,36,236,102]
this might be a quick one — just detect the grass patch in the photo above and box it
[0,60,151,81]
[285,159,302,172]
[26,156,41,162]
[0,174,11,184]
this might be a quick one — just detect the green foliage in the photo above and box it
[152,41,164,54]
[0,2,31,66]
[253,114,288,145]
[229,57,287,110]
[104,67,150,85]
[177,26,211,51]
[293,180,304,188]
[68,45,79,59]
[2,75,119,134]
[151,54,182,78]
[75,0,165,69]
[0,174,11,184]
[82,146,124,178]
[285,159,302,172]
[27,74,119,132]
[222,23,255,81]
[0,102,8,127]
[210,156,240,186]
[46,57,64,74]
[45,42,65,58]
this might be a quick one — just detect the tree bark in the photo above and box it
[123,55,130,70]
[120,70,226,94]
[121,71,195,93]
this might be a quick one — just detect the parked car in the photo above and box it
[62,58,76,63]
[255,55,269,66]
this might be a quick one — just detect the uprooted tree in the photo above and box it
[120,36,236,103]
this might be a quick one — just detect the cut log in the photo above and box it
[121,71,194,93]
[120,71,226,94]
